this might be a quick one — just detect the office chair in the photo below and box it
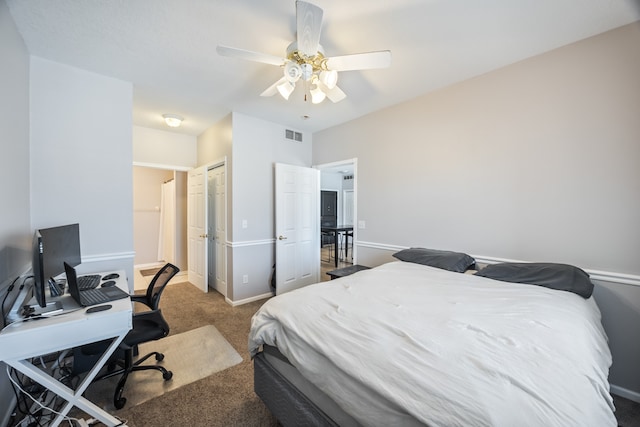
[93,263,180,409]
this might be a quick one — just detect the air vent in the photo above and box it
[285,129,303,142]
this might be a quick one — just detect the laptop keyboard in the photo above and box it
[80,288,110,305]
[77,274,101,290]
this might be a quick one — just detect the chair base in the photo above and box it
[94,350,173,409]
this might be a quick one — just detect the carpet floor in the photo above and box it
[84,325,242,411]
[108,282,278,427]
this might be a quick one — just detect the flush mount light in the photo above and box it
[162,114,183,128]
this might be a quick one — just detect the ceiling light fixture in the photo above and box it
[162,114,183,128]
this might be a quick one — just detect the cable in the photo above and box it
[7,365,81,427]
[1,276,21,328]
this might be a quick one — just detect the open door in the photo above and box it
[187,166,208,292]
[275,163,320,295]
[207,164,227,297]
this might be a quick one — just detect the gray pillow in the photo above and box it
[392,248,476,273]
[475,262,594,298]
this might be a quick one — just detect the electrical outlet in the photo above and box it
[358,220,366,229]
[242,274,248,284]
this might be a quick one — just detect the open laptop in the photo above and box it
[64,262,129,307]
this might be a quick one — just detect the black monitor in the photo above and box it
[31,223,81,308]
[31,230,46,308]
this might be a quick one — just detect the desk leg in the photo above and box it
[7,334,127,427]
[334,232,339,267]
[345,233,349,259]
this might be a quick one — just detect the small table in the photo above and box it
[320,224,354,267]
[326,264,370,280]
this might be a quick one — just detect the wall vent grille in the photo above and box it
[285,129,303,142]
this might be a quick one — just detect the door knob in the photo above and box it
[200,234,208,238]
[278,235,287,240]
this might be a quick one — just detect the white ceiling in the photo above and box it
[6,0,640,135]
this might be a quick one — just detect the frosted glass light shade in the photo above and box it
[163,114,183,127]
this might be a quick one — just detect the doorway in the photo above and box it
[132,165,188,290]
[316,159,357,280]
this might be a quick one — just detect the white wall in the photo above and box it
[133,125,197,170]
[197,113,312,302]
[30,57,135,280]
[0,0,30,423]
[313,23,640,400]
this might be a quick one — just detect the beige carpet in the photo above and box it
[139,267,161,277]
[85,325,242,411]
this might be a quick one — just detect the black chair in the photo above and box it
[93,262,180,409]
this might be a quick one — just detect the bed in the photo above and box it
[248,251,615,427]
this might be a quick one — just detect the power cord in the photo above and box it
[1,276,21,328]
[7,365,80,427]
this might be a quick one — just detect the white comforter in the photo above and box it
[248,261,615,427]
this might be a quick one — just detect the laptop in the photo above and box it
[64,262,129,307]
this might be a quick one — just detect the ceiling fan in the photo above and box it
[216,1,391,104]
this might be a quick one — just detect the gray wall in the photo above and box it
[0,0,30,423]
[198,112,312,302]
[313,23,640,399]
[29,57,134,280]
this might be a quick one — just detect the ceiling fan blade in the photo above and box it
[217,45,285,67]
[296,1,323,57]
[261,77,287,97]
[325,50,392,71]
[316,80,346,103]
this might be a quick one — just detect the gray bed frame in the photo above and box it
[254,345,362,426]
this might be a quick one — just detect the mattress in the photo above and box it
[249,261,615,426]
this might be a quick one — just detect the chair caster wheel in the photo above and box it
[156,353,165,361]
[114,397,127,409]
[163,370,173,381]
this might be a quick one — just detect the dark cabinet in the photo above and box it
[320,191,337,246]
[320,191,337,226]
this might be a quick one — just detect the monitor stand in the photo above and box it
[26,301,63,317]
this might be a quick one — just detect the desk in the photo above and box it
[0,271,132,427]
[320,224,353,267]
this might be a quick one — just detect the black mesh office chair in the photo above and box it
[93,262,180,409]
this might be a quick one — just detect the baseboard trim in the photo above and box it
[611,384,640,403]
[227,292,273,306]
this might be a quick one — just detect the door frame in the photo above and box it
[314,158,358,265]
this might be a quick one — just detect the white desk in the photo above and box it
[0,270,132,427]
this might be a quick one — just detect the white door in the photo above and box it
[207,165,227,297]
[275,163,320,295]
[187,166,208,292]
[343,190,354,225]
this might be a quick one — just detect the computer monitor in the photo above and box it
[31,223,81,308]
[31,230,46,308]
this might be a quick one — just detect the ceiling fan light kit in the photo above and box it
[217,1,391,105]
